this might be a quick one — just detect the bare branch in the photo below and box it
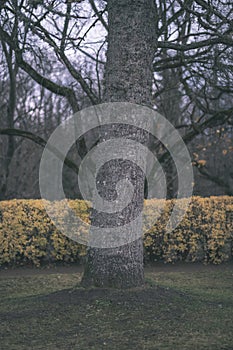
[193,161,233,195]
[0,26,79,112]
[89,0,108,31]
[0,128,79,175]
[157,36,233,52]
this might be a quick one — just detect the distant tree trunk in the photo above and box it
[1,42,17,199]
[158,64,182,199]
[81,0,157,288]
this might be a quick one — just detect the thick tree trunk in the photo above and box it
[103,0,156,105]
[81,0,157,288]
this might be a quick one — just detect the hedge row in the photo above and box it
[0,200,88,266]
[0,196,232,266]
[144,196,233,264]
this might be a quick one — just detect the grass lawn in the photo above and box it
[0,265,232,349]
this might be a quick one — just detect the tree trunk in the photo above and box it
[81,0,157,288]
[1,43,17,199]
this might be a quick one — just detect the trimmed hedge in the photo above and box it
[144,196,233,264]
[0,200,88,266]
[0,196,232,266]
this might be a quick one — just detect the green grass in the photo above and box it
[0,268,233,349]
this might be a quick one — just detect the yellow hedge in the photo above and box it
[143,196,233,264]
[0,199,88,266]
[0,196,232,266]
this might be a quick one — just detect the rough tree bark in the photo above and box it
[81,0,157,288]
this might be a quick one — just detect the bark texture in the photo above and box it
[103,0,157,106]
[81,0,157,288]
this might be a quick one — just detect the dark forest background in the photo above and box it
[0,0,232,200]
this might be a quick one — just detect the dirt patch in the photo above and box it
[40,283,188,306]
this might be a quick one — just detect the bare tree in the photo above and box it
[0,0,232,287]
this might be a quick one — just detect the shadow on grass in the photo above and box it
[0,270,233,349]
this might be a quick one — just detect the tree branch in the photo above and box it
[0,128,79,175]
[0,26,79,113]
[193,162,233,196]
[157,36,233,52]
[89,0,108,31]
[14,12,100,105]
